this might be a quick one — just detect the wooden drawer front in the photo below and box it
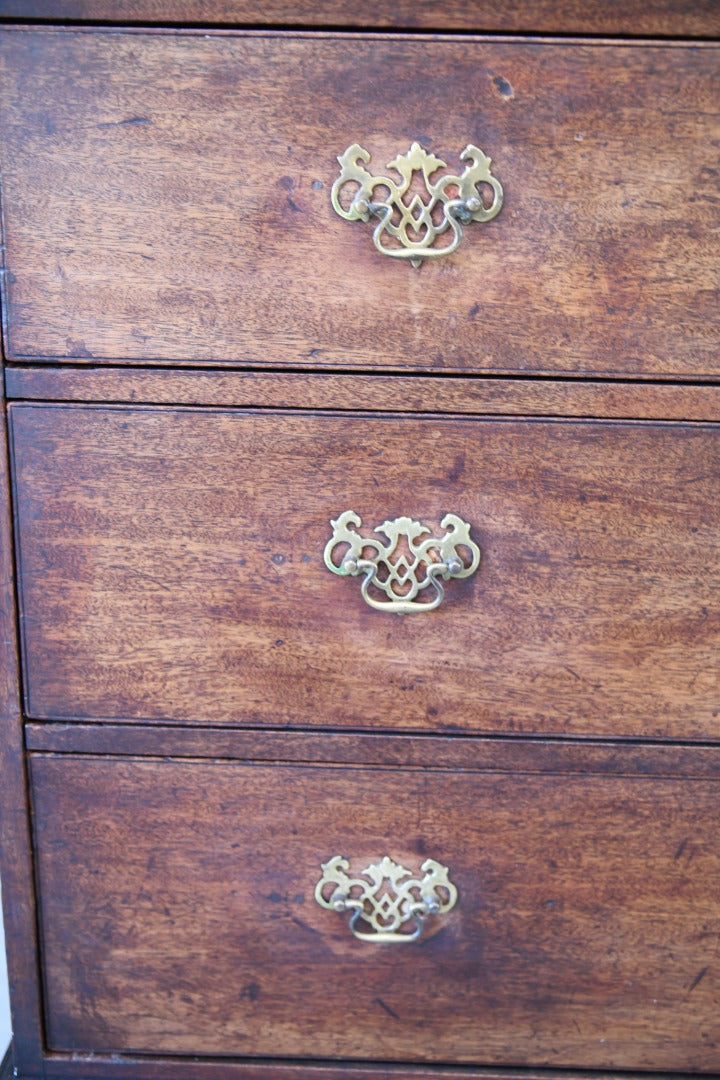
[12,404,720,740]
[1,29,718,377]
[31,753,720,1069]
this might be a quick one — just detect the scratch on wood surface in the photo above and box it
[374,996,400,1020]
[688,966,709,993]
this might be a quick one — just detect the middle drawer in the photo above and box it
[10,403,719,740]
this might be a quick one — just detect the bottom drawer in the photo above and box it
[30,752,720,1071]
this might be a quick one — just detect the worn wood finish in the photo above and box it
[23,723,720,780]
[1,30,718,378]
[1,0,719,36]
[29,1058,696,1080]
[20,1043,697,1080]
[11,404,720,741]
[0,369,44,1075]
[7,366,720,421]
[31,753,720,1068]
[1,6,719,1078]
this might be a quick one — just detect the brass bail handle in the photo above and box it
[323,510,481,614]
[331,141,503,267]
[314,855,458,943]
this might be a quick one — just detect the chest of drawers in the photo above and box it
[1,5,719,1079]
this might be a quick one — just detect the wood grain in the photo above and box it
[22,723,720,778]
[0,367,44,1075]
[1,0,719,36]
[1,29,718,377]
[31,753,720,1068]
[7,366,720,421]
[11,404,720,740]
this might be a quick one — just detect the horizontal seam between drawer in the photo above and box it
[6,361,720,386]
[23,720,720,748]
[1,24,719,46]
[7,401,720,429]
[24,751,720,780]
[6,399,720,423]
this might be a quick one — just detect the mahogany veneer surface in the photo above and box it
[31,753,720,1069]
[1,0,719,35]
[1,5,719,1079]
[11,403,720,740]
[0,30,718,376]
[7,366,720,421]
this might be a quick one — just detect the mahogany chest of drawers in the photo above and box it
[1,4,719,1079]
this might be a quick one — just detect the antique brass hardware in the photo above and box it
[331,141,503,267]
[324,510,481,614]
[315,855,458,943]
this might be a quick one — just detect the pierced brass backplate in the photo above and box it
[315,855,458,943]
[331,141,503,267]
[324,510,481,614]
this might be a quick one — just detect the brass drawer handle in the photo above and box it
[324,510,481,614]
[315,855,458,943]
[331,141,503,267]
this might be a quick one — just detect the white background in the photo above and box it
[0,879,10,1056]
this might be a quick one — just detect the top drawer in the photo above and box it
[0,29,718,376]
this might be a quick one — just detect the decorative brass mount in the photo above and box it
[331,141,503,266]
[324,510,481,614]
[315,855,458,943]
